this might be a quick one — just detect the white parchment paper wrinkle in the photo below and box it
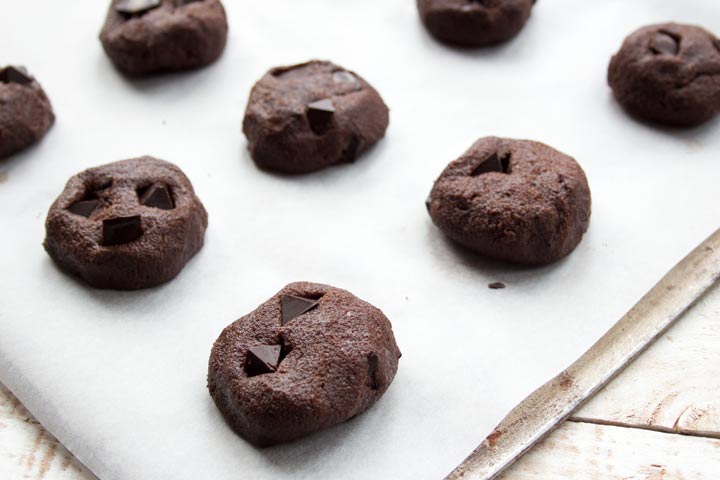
[0,1,719,479]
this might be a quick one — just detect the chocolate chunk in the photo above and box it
[140,184,174,210]
[102,216,143,246]
[306,99,335,134]
[68,200,100,218]
[176,0,203,4]
[650,31,679,55]
[472,153,511,176]
[281,295,319,325]
[367,352,379,390]
[245,345,282,377]
[714,38,720,53]
[339,136,362,164]
[0,66,32,86]
[489,282,506,289]
[332,70,359,87]
[115,0,161,15]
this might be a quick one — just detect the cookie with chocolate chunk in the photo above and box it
[99,0,228,76]
[0,66,54,159]
[608,23,720,126]
[416,0,536,47]
[242,60,390,174]
[426,137,591,265]
[44,157,208,289]
[208,282,401,446]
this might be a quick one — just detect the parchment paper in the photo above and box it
[1,1,719,479]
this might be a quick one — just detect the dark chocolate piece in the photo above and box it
[472,153,511,176]
[0,66,32,86]
[140,184,174,210]
[68,200,100,218]
[244,345,282,377]
[115,0,161,15]
[281,295,319,325]
[650,31,679,55]
[306,99,335,134]
[102,216,143,246]
[489,282,506,290]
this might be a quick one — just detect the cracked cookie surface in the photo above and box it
[427,137,591,265]
[608,23,720,126]
[416,0,536,47]
[208,282,401,446]
[99,0,228,76]
[0,66,54,159]
[242,60,389,174]
[44,156,208,289]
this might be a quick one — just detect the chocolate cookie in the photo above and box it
[608,23,720,126]
[0,66,54,159]
[426,137,591,265]
[242,60,390,174]
[44,157,208,290]
[208,282,401,446]
[99,0,228,76]
[416,0,536,47]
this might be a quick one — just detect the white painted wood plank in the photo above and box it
[574,286,720,437]
[0,384,94,480]
[500,420,720,480]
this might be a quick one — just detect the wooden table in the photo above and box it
[2,287,719,479]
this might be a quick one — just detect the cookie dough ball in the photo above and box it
[427,137,591,265]
[44,157,208,290]
[99,0,228,76]
[416,0,536,47]
[608,23,720,127]
[208,282,401,446]
[242,60,390,174]
[0,66,54,159]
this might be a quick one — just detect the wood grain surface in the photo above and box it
[2,285,718,479]
[0,384,95,479]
